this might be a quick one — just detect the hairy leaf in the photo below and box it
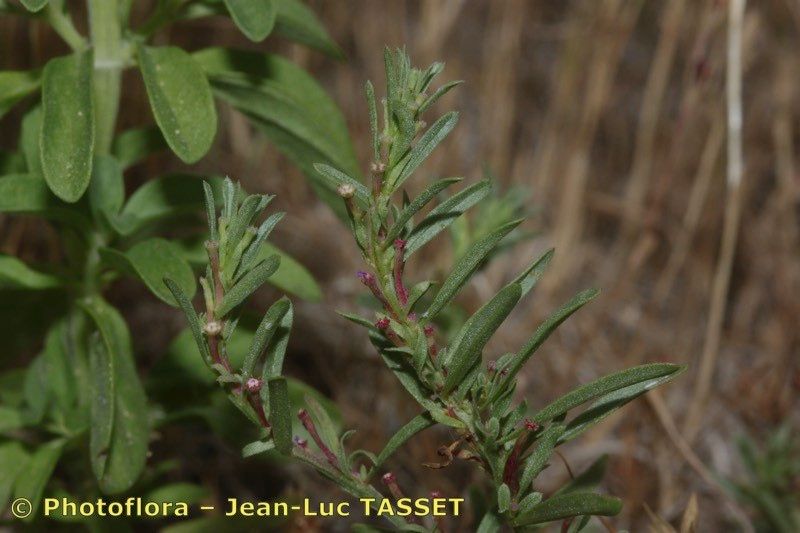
[0,442,28,512]
[218,255,280,315]
[41,51,95,202]
[0,70,39,118]
[405,179,491,256]
[224,0,276,41]
[443,283,522,394]
[533,363,685,424]
[426,219,522,319]
[385,177,462,243]
[88,155,124,230]
[510,492,622,527]
[138,46,216,163]
[267,377,292,454]
[242,297,290,378]
[518,424,565,493]
[273,0,342,57]
[100,238,196,307]
[13,439,64,521]
[80,297,149,494]
[0,174,90,229]
[0,254,61,290]
[373,413,435,471]
[112,126,167,169]
[19,0,48,12]
[390,112,459,189]
[495,288,599,399]
[113,174,224,235]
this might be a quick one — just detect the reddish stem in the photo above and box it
[298,409,339,467]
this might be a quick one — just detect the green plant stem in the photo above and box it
[45,1,87,52]
[87,0,124,155]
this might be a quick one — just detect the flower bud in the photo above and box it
[203,320,222,336]
[245,377,262,393]
[337,183,355,198]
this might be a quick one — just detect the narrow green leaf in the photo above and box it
[88,332,114,482]
[273,0,343,57]
[0,406,23,432]
[512,248,554,298]
[418,80,463,114]
[533,363,685,424]
[495,289,599,398]
[137,46,216,163]
[41,50,95,202]
[405,179,492,256]
[111,126,167,169]
[426,219,522,319]
[365,81,379,161]
[260,299,292,381]
[267,377,292,454]
[390,112,459,189]
[476,511,503,533]
[164,278,212,368]
[373,413,434,471]
[242,298,290,377]
[224,0,276,41]
[14,439,65,521]
[218,255,280,315]
[113,174,224,235]
[88,155,124,230]
[518,424,565,493]
[558,367,686,443]
[80,297,149,494]
[510,492,622,527]
[0,70,40,118]
[442,283,522,394]
[305,394,343,463]
[385,177,462,243]
[313,163,370,207]
[0,254,61,290]
[202,181,218,242]
[0,442,28,513]
[555,456,609,496]
[497,483,511,513]
[100,238,196,307]
[242,439,275,458]
[19,0,48,12]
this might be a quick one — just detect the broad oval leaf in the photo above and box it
[100,238,196,307]
[80,297,149,494]
[0,174,90,228]
[41,51,95,202]
[224,0,277,41]
[0,254,61,290]
[137,46,217,163]
[113,174,224,235]
[273,0,342,57]
[111,126,168,169]
[510,492,622,527]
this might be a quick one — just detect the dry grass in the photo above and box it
[2,0,799,530]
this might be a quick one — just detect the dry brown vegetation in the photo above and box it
[2,1,798,530]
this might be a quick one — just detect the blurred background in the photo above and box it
[2,0,799,531]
